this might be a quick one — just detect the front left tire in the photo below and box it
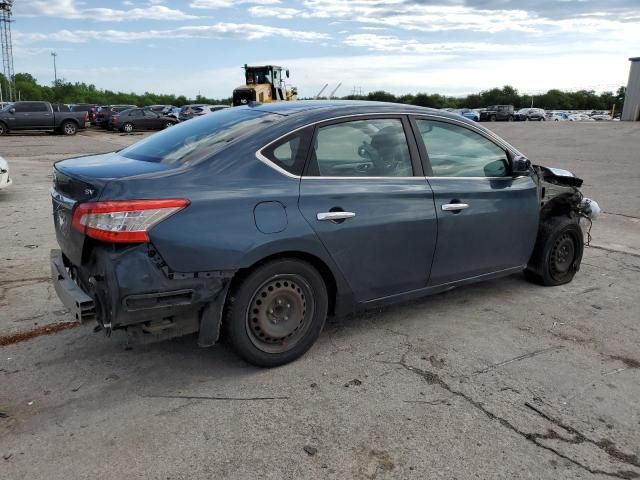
[225,259,328,367]
[525,216,584,286]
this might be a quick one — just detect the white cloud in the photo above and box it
[15,0,198,21]
[15,23,330,44]
[248,6,302,19]
[343,34,534,55]
[190,0,280,9]
[300,0,640,35]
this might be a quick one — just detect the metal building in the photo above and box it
[622,57,640,121]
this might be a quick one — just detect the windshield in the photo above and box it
[119,108,280,165]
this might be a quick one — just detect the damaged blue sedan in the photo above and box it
[51,101,599,367]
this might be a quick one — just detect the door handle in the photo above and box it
[317,211,356,221]
[442,203,469,212]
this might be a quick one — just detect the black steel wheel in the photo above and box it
[225,259,328,367]
[549,233,576,282]
[245,275,314,354]
[525,216,583,286]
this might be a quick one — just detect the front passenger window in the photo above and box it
[416,120,509,177]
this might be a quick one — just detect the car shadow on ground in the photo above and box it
[37,272,532,379]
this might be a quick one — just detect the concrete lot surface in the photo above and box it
[1,123,639,479]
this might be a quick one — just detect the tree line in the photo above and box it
[341,85,626,112]
[1,73,626,111]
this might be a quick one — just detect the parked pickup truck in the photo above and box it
[479,105,514,122]
[0,101,89,136]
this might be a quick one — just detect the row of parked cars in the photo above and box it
[442,105,616,123]
[0,101,230,135]
[73,103,230,132]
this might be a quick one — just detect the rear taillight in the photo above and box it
[71,199,190,243]
[112,115,119,123]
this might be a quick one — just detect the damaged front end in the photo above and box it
[533,165,600,224]
[51,243,233,347]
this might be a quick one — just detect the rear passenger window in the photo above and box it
[32,103,49,112]
[261,128,313,176]
[416,120,509,178]
[308,119,413,177]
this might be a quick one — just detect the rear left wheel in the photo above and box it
[225,259,328,367]
[62,121,78,135]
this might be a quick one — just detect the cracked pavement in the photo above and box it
[1,123,639,479]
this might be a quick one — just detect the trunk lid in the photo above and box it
[52,152,175,265]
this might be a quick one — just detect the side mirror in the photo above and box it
[286,69,290,78]
[9,108,15,114]
[511,154,531,176]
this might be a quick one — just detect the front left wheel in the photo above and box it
[525,216,584,286]
[225,259,328,367]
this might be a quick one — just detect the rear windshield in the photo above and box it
[119,108,280,165]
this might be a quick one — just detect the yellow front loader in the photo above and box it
[232,64,297,106]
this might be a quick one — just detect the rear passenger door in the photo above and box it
[412,117,539,286]
[297,115,438,302]
[141,110,160,129]
[30,102,53,128]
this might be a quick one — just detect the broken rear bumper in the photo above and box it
[50,250,97,324]
[50,247,233,346]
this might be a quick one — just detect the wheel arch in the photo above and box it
[229,250,340,316]
[540,193,578,222]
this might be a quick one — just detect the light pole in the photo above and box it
[51,51,58,85]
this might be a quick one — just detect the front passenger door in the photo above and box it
[413,118,539,286]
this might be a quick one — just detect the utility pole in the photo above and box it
[0,0,16,101]
[51,52,58,85]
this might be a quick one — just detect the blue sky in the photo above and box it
[10,0,640,99]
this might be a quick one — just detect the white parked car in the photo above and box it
[550,112,571,121]
[569,113,595,122]
[591,114,612,121]
[0,156,12,190]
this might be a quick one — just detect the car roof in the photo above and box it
[247,99,461,120]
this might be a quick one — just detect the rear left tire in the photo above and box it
[225,259,328,367]
[61,121,78,135]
